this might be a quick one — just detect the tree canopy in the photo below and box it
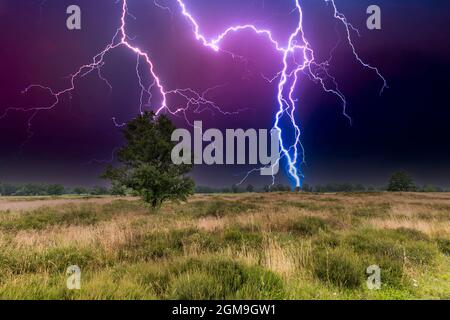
[388,171,416,192]
[103,112,194,208]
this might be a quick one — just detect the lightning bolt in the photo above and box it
[1,0,232,139]
[1,0,386,189]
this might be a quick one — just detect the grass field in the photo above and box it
[0,192,449,300]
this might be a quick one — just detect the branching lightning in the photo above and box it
[1,0,386,189]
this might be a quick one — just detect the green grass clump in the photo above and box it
[310,227,439,288]
[235,264,285,299]
[344,228,437,266]
[169,271,219,299]
[436,238,450,255]
[340,228,440,287]
[222,228,263,248]
[189,199,257,218]
[118,228,217,261]
[280,201,334,212]
[0,200,145,231]
[288,216,329,236]
[36,247,107,273]
[393,227,430,241]
[312,231,341,249]
[313,247,364,289]
[137,266,171,297]
[168,258,284,300]
[119,226,266,263]
[363,255,405,288]
[0,206,98,231]
[0,246,108,277]
[351,203,391,218]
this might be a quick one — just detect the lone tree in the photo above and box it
[103,111,194,209]
[388,171,416,192]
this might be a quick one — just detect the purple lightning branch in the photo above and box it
[1,0,387,188]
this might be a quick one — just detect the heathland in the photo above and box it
[0,192,449,299]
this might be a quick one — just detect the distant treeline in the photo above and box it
[0,183,114,196]
[195,183,375,194]
[195,182,449,194]
[1,171,448,196]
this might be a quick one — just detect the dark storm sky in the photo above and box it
[0,0,449,188]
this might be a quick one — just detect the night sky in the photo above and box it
[0,0,449,188]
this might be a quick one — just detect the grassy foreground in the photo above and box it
[0,192,449,299]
